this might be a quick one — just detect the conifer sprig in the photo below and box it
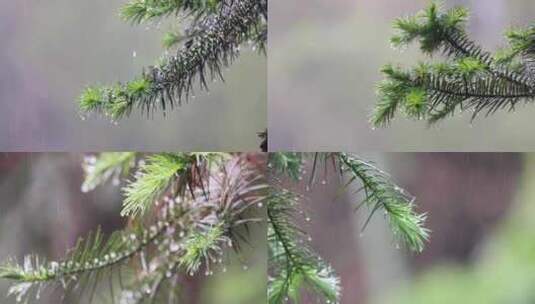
[0,210,183,303]
[267,189,341,304]
[121,153,190,217]
[267,152,429,303]
[373,3,535,126]
[79,0,267,121]
[0,153,264,303]
[336,153,429,252]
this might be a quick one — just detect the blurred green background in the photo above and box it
[294,153,531,303]
[269,0,535,151]
[0,1,266,151]
[0,153,266,304]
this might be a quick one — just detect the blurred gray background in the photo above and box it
[0,1,266,151]
[269,0,535,151]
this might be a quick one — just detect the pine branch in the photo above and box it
[121,152,233,217]
[79,0,267,121]
[337,153,429,252]
[374,3,535,126]
[267,189,341,304]
[266,152,430,302]
[270,152,430,253]
[373,62,534,126]
[0,213,179,303]
[0,153,265,303]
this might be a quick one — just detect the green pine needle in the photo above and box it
[338,153,429,252]
[179,223,226,274]
[267,189,341,304]
[122,153,187,217]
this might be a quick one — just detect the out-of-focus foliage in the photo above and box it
[380,155,535,304]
